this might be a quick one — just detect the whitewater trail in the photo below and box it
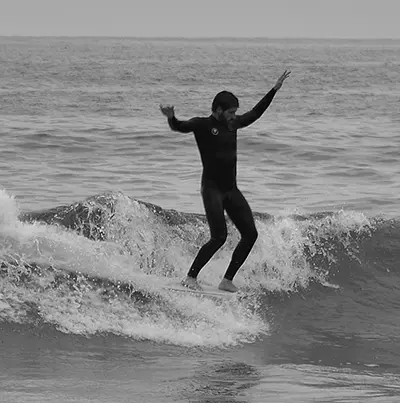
[0,188,377,347]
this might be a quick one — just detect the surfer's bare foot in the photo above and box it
[181,276,203,291]
[218,278,238,293]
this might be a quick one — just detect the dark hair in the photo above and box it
[211,91,239,112]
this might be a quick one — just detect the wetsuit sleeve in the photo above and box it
[167,116,201,133]
[236,88,277,129]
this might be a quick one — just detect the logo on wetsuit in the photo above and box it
[211,128,219,136]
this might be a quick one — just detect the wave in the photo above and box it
[1,188,398,347]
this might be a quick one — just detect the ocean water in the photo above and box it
[0,36,400,402]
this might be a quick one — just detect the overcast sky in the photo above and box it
[1,0,399,38]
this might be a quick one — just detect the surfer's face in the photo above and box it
[222,107,237,123]
[216,106,237,126]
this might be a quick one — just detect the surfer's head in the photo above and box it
[211,91,239,124]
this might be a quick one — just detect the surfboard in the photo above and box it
[163,281,236,299]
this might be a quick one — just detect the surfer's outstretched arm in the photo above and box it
[168,116,201,133]
[160,104,200,133]
[236,70,291,129]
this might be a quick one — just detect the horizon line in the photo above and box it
[0,34,399,41]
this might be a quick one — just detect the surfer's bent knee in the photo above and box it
[210,234,227,249]
[248,228,258,244]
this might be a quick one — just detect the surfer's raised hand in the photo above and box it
[159,104,175,119]
[273,70,291,91]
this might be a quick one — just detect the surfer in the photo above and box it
[160,70,291,292]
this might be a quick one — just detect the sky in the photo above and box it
[0,0,399,38]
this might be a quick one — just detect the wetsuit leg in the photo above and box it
[187,185,228,279]
[223,188,258,281]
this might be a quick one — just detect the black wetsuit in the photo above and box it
[168,88,277,281]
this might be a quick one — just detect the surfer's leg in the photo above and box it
[186,186,227,282]
[221,188,258,290]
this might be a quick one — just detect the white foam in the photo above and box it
[0,188,373,347]
[0,189,267,347]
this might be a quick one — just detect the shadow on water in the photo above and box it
[176,359,262,403]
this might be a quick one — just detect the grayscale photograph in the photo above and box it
[0,0,399,402]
